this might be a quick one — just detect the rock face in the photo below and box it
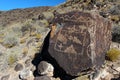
[48,11,112,76]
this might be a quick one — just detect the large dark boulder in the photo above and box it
[48,11,112,76]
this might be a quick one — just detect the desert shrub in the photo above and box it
[21,24,31,33]
[22,47,28,55]
[0,27,5,37]
[3,34,18,48]
[21,23,32,36]
[7,53,17,65]
[21,20,31,31]
[39,19,49,27]
[35,33,42,39]
[12,26,22,37]
[36,42,42,48]
[42,12,54,22]
[0,32,4,37]
[106,48,120,61]
[110,15,119,22]
[21,20,36,37]
[20,37,27,44]
[0,31,4,43]
[30,31,36,36]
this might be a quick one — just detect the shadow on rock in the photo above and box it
[111,76,120,80]
[32,32,76,80]
[112,33,120,43]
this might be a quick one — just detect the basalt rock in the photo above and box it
[48,11,112,76]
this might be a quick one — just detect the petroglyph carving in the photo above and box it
[57,33,67,44]
[79,25,87,33]
[55,28,89,54]
[59,14,92,23]
[54,22,91,55]
[64,45,77,54]
[73,36,82,44]
[67,25,78,33]
[49,11,111,76]
[58,43,63,50]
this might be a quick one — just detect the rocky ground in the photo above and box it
[0,0,120,80]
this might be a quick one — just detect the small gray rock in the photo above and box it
[19,69,32,80]
[1,75,10,80]
[38,61,54,76]
[25,59,31,67]
[34,76,51,80]
[14,63,23,71]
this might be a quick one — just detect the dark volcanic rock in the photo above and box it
[48,11,112,76]
[34,76,51,80]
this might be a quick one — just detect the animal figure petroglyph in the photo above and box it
[57,33,67,44]
[64,45,77,54]
[73,36,82,44]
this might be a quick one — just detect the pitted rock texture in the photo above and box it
[48,11,112,76]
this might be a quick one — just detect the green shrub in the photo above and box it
[106,48,120,61]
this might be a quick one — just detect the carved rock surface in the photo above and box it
[48,11,112,76]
